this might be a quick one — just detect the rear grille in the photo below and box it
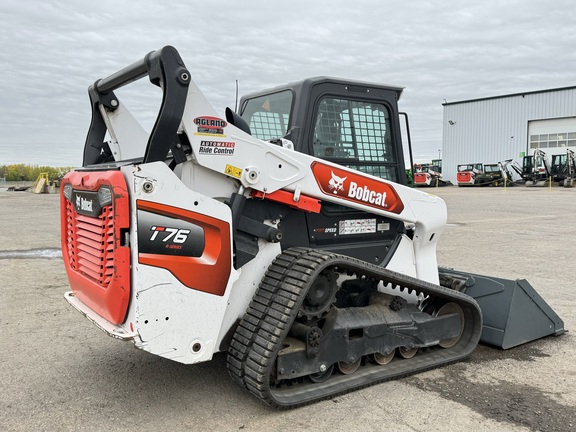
[61,170,130,324]
[457,172,472,181]
[66,200,115,286]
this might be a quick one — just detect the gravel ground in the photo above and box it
[0,185,574,432]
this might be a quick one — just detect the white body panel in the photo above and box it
[384,234,417,278]
[104,162,283,363]
[215,240,282,349]
[126,162,240,363]
[102,102,150,161]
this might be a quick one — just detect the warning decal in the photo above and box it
[225,164,242,179]
[339,219,377,235]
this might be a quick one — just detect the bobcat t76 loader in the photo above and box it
[61,47,564,407]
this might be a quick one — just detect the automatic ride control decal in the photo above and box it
[311,162,404,214]
[199,140,235,156]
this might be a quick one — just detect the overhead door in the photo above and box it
[528,117,576,156]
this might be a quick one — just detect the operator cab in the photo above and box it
[239,77,407,185]
[238,77,409,266]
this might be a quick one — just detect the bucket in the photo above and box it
[438,269,565,349]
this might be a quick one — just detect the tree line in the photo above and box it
[0,164,72,182]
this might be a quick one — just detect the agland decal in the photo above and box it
[199,141,235,155]
[311,162,404,214]
[194,116,227,136]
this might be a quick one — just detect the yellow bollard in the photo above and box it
[436,177,439,188]
[549,176,552,191]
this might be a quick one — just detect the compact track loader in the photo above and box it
[413,164,449,187]
[61,47,564,407]
[471,162,517,187]
[456,163,483,186]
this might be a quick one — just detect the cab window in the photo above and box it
[312,97,397,181]
[240,90,293,141]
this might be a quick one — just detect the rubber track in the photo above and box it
[227,248,311,389]
[226,247,483,408]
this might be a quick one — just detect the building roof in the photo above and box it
[443,85,576,106]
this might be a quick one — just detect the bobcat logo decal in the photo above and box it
[328,171,347,194]
[311,162,405,215]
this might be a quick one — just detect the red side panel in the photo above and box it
[137,200,232,296]
[60,171,130,324]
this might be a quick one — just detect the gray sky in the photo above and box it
[1,0,575,167]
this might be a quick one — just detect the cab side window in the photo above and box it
[240,90,293,141]
[312,97,397,182]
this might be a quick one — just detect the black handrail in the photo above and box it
[95,58,148,94]
[399,112,415,186]
[83,46,190,166]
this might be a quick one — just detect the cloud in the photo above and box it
[1,0,575,166]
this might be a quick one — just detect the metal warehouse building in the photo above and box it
[441,86,576,184]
